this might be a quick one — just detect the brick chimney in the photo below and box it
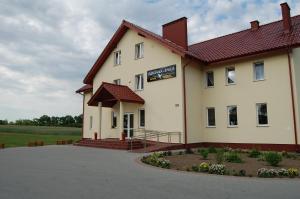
[250,20,259,31]
[280,2,292,33]
[162,17,188,50]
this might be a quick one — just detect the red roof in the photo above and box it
[88,82,144,107]
[189,15,300,63]
[76,84,93,93]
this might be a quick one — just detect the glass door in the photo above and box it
[123,113,134,138]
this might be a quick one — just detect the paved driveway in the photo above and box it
[0,146,299,199]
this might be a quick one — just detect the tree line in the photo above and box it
[0,114,83,128]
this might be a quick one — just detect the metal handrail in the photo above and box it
[129,129,182,151]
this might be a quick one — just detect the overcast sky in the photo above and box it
[0,0,299,121]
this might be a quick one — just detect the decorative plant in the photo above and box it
[225,151,242,163]
[287,168,299,178]
[248,148,261,158]
[208,164,226,175]
[278,168,289,177]
[199,162,209,172]
[215,150,224,164]
[191,164,199,172]
[264,152,282,166]
[208,147,217,153]
[257,168,278,178]
[199,149,209,159]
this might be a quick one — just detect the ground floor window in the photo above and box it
[256,103,268,126]
[89,116,93,129]
[139,109,145,128]
[206,107,216,127]
[227,105,238,127]
[111,112,117,128]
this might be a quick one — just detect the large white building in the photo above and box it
[77,3,300,151]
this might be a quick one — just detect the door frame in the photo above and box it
[124,112,134,138]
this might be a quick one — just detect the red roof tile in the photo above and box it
[76,84,93,93]
[189,15,300,63]
[88,82,144,107]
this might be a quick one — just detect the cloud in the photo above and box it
[0,0,299,121]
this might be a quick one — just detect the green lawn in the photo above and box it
[0,125,82,147]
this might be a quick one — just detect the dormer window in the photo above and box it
[114,50,121,65]
[135,43,144,59]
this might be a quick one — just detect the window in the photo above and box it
[254,62,264,81]
[206,71,214,87]
[113,79,121,85]
[135,43,144,59]
[139,109,145,128]
[227,106,238,127]
[89,116,93,129]
[226,67,236,85]
[135,74,144,90]
[114,50,121,65]
[207,108,216,127]
[256,103,268,126]
[111,112,117,128]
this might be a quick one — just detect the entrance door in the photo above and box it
[123,113,134,138]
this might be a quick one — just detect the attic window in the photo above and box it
[114,50,121,65]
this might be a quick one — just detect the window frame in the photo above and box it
[114,50,121,66]
[206,71,214,88]
[113,79,121,85]
[135,74,144,91]
[256,103,269,127]
[111,111,117,128]
[253,61,265,81]
[135,42,144,59]
[138,108,145,128]
[227,105,238,127]
[225,67,236,85]
[206,107,216,128]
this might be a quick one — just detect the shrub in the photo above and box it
[0,143,5,149]
[239,169,246,176]
[191,164,199,172]
[282,151,297,159]
[215,150,224,164]
[199,162,209,172]
[208,164,226,175]
[225,152,242,163]
[157,158,171,169]
[288,168,299,178]
[278,168,289,177]
[257,168,278,178]
[199,149,209,159]
[141,153,170,169]
[264,152,282,166]
[208,147,217,153]
[248,148,261,158]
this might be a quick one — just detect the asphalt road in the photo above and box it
[0,145,299,199]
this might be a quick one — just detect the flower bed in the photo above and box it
[140,148,300,178]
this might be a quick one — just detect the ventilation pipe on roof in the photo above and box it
[250,20,259,31]
[280,2,292,33]
[162,17,188,50]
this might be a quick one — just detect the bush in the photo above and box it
[257,168,278,178]
[199,162,209,172]
[208,164,226,175]
[208,147,217,153]
[199,149,209,159]
[191,164,199,172]
[239,169,246,176]
[278,168,289,177]
[264,152,282,166]
[215,150,224,164]
[225,152,242,163]
[249,148,261,158]
[282,151,297,159]
[141,153,170,169]
[288,168,299,178]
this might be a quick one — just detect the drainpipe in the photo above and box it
[287,48,298,148]
[182,60,191,148]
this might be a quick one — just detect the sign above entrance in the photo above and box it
[147,65,176,82]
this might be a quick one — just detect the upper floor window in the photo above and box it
[89,116,93,130]
[226,67,236,85]
[254,62,264,81]
[206,71,214,87]
[227,105,238,127]
[256,103,268,126]
[135,43,144,59]
[135,74,144,90]
[207,107,216,127]
[114,50,121,65]
[113,79,121,85]
[139,109,145,128]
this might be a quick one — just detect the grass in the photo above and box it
[0,125,82,147]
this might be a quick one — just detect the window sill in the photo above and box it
[135,57,144,60]
[226,83,236,86]
[113,64,121,67]
[135,89,144,92]
[206,126,216,128]
[227,125,238,128]
[253,79,265,82]
[257,125,269,127]
[205,86,214,89]
[139,126,145,129]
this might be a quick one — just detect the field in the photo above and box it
[0,125,82,147]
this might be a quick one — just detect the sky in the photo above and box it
[0,0,299,121]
